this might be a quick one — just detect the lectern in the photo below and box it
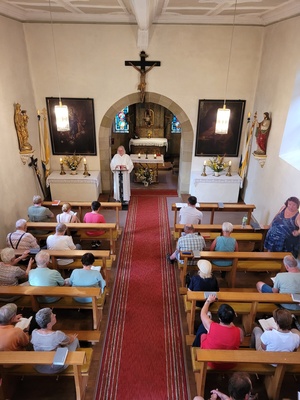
[113,165,129,210]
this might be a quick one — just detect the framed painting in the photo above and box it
[46,97,97,155]
[195,99,246,157]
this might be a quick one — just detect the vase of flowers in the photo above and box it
[63,155,83,174]
[206,155,229,176]
[135,167,154,186]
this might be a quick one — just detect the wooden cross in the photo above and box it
[125,51,161,103]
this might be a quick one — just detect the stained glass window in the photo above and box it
[114,107,129,133]
[171,114,181,133]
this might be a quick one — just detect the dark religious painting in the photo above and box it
[46,97,97,155]
[195,99,246,157]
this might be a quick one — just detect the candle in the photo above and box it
[248,112,251,118]
[84,158,87,165]
[154,153,157,159]
[204,160,207,166]
[138,153,141,158]
[60,158,63,165]
[229,161,232,166]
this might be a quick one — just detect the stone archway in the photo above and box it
[99,92,193,195]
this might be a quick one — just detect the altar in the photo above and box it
[129,138,168,155]
[47,171,101,201]
[130,154,164,184]
[190,172,242,203]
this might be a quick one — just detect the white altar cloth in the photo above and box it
[47,171,101,201]
[190,172,242,203]
[129,138,168,151]
[130,154,164,164]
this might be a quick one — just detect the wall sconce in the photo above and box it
[49,0,70,132]
[215,0,238,135]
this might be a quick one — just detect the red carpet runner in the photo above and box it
[96,193,188,400]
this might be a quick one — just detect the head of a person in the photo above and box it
[228,372,252,400]
[35,250,50,268]
[117,146,125,156]
[284,255,298,271]
[197,260,212,279]
[0,303,17,326]
[81,252,95,267]
[184,224,194,234]
[263,112,270,120]
[222,222,233,233]
[56,223,67,235]
[273,308,292,331]
[1,247,16,264]
[91,201,101,211]
[217,303,236,325]
[62,203,71,213]
[35,307,55,329]
[284,196,300,211]
[33,195,42,205]
[188,196,197,206]
[15,219,27,231]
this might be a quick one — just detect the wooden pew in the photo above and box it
[186,291,300,335]
[0,286,105,330]
[191,348,300,400]
[43,200,122,232]
[0,348,92,400]
[174,224,265,251]
[179,250,288,289]
[172,203,256,227]
[26,222,118,255]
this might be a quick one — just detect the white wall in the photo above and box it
[243,17,300,224]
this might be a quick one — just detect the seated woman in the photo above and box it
[251,308,300,352]
[31,308,79,374]
[210,222,238,277]
[69,252,106,303]
[188,260,219,307]
[56,203,80,223]
[0,248,34,301]
[193,294,243,369]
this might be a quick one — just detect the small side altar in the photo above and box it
[130,154,164,185]
[47,171,101,201]
[190,172,242,202]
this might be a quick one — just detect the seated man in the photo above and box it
[46,223,81,266]
[7,219,40,252]
[251,308,300,353]
[179,196,203,225]
[167,224,206,264]
[83,200,106,248]
[256,254,300,310]
[28,195,54,222]
[29,250,67,303]
[0,303,29,350]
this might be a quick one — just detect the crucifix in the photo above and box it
[125,51,161,103]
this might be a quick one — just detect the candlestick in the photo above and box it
[201,164,207,177]
[83,163,90,176]
[60,163,66,175]
[226,164,232,176]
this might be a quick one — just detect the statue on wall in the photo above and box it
[14,103,33,153]
[253,112,271,155]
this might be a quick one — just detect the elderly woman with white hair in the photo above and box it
[188,260,219,307]
[210,222,238,276]
[31,307,79,373]
[0,248,33,288]
[0,303,30,350]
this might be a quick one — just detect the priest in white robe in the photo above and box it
[110,146,134,202]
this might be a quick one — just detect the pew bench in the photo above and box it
[186,291,300,335]
[26,222,118,255]
[0,348,92,400]
[191,348,300,400]
[172,203,256,227]
[43,200,122,233]
[0,286,105,330]
[179,251,289,289]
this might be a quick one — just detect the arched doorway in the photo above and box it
[99,92,194,195]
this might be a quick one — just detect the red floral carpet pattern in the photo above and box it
[96,195,188,400]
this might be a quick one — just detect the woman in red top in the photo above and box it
[193,294,243,369]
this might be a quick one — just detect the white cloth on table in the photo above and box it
[110,154,133,202]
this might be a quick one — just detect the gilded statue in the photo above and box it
[14,103,33,153]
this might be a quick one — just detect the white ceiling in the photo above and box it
[1,0,300,48]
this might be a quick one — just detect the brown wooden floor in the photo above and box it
[11,169,298,400]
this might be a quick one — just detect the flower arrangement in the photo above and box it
[135,167,154,186]
[206,155,229,173]
[63,155,83,171]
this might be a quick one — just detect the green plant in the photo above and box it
[135,167,154,185]
[63,155,83,170]
[206,155,229,173]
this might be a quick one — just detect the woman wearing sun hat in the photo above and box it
[188,260,219,307]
